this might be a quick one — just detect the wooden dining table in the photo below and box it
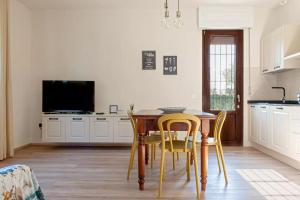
[132,109,216,191]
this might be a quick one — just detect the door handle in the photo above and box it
[96,118,106,121]
[72,118,82,121]
[120,118,130,121]
[237,94,241,103]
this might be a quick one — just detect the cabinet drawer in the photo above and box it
[90,117,114,143]
[113,117,133,143]
[42,117,66,142]
[65,116,89,142]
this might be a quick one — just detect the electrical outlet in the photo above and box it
[38,123,42,128]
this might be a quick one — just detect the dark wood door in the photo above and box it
[202,30,243,146]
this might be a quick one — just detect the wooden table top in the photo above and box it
[132,109,216,119]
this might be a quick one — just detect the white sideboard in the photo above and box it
[249,104,300,167]
[42,113,133,144]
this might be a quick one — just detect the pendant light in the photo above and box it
[162,0,171,28]
[162,0,183,28]
[174,0,183,28]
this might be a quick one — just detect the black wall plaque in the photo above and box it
[163,56,177,75]
[142,51,156,70]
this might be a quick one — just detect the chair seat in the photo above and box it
[151,131,177,137]
[144,135,162,144]
[161,140,193,152]
[188,136,218,145]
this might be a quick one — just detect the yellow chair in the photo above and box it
[189,111,228,184]
[126,110,179,179]
[158,113,201,199]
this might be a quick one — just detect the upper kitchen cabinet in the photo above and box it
[261,24,300,73]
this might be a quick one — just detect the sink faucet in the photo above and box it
[272,87,286,103]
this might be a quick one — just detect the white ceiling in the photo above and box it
[19,0,282,9]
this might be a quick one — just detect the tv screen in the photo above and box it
[42,80,95,113]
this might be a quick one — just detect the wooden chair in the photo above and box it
[189,111,228,184]
[126,110,179,179]
[158,113,201,199]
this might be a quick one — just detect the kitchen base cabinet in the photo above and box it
[249,104,300,166]
[269,106,290,155]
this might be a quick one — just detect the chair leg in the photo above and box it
[127,141,136,180]
[153,145,156,160]
[186,152,191,182]
[218,143,228,184]
[159,151,166,198]
[193,148,200,200]
[172,152,176,170]
[151,144,154,169]
[215,145,222,173]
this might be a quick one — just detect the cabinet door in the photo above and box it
[66,117,89,142]
[113,117,133,143]
[90,117,113,143]
[270,106,289,155]
[42,117,66,142]
[249,105,259,143]
[261,35,275,73]
[258,106,269,146]
[273,27,284,70]
[289,108,300,161]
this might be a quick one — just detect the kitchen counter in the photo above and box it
[248,100,300,106]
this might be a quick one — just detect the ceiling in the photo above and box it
[19,0,282,9]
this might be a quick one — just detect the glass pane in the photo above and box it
[209,36,236,111]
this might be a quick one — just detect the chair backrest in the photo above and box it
[158,113,201,152]
[127,110,137,141]
[213,111,227,142]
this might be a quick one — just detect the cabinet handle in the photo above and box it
[261,106,266,109]
[250,106,255,108]
[274,66,281,70]
[120,118,130,121]
[276,107,283,110]
[72,118,82,120]
[262,69,268,72]
[49,118,58,120]
[96,118,106,121]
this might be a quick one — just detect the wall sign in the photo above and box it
[163,56,177,75]
[142,51,156,70]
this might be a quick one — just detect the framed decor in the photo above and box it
[163,56,177,75]
[109,105,118,114]
[142,51,156,70]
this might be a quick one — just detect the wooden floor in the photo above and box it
[1,146,300,200]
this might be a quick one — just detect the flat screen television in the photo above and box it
[42,80,95,113]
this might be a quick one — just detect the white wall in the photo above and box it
[262,0,300,99]
[9,0,280,145]
[30,7,202,142]
[9,0,32,148]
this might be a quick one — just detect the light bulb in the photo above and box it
[174,11,183,28]
[162,10,171,28]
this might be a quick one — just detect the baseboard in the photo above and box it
[14,144,31,152]
[30,142,131,147]
[252,143,300,170]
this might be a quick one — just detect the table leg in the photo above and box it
[201,119,210,191]
[145,144,149,165]
[145,130,149,165]
[138,120,146,190]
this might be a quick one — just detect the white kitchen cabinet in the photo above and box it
[258,105,270,147]
[42,116,66,142]
[269,106,290,155]
[113,117,133,143]
[289,107,300,161]
[90,117,113,143]
[65,116,90,142]
[249,105,259,143]
[261,25,300,73]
